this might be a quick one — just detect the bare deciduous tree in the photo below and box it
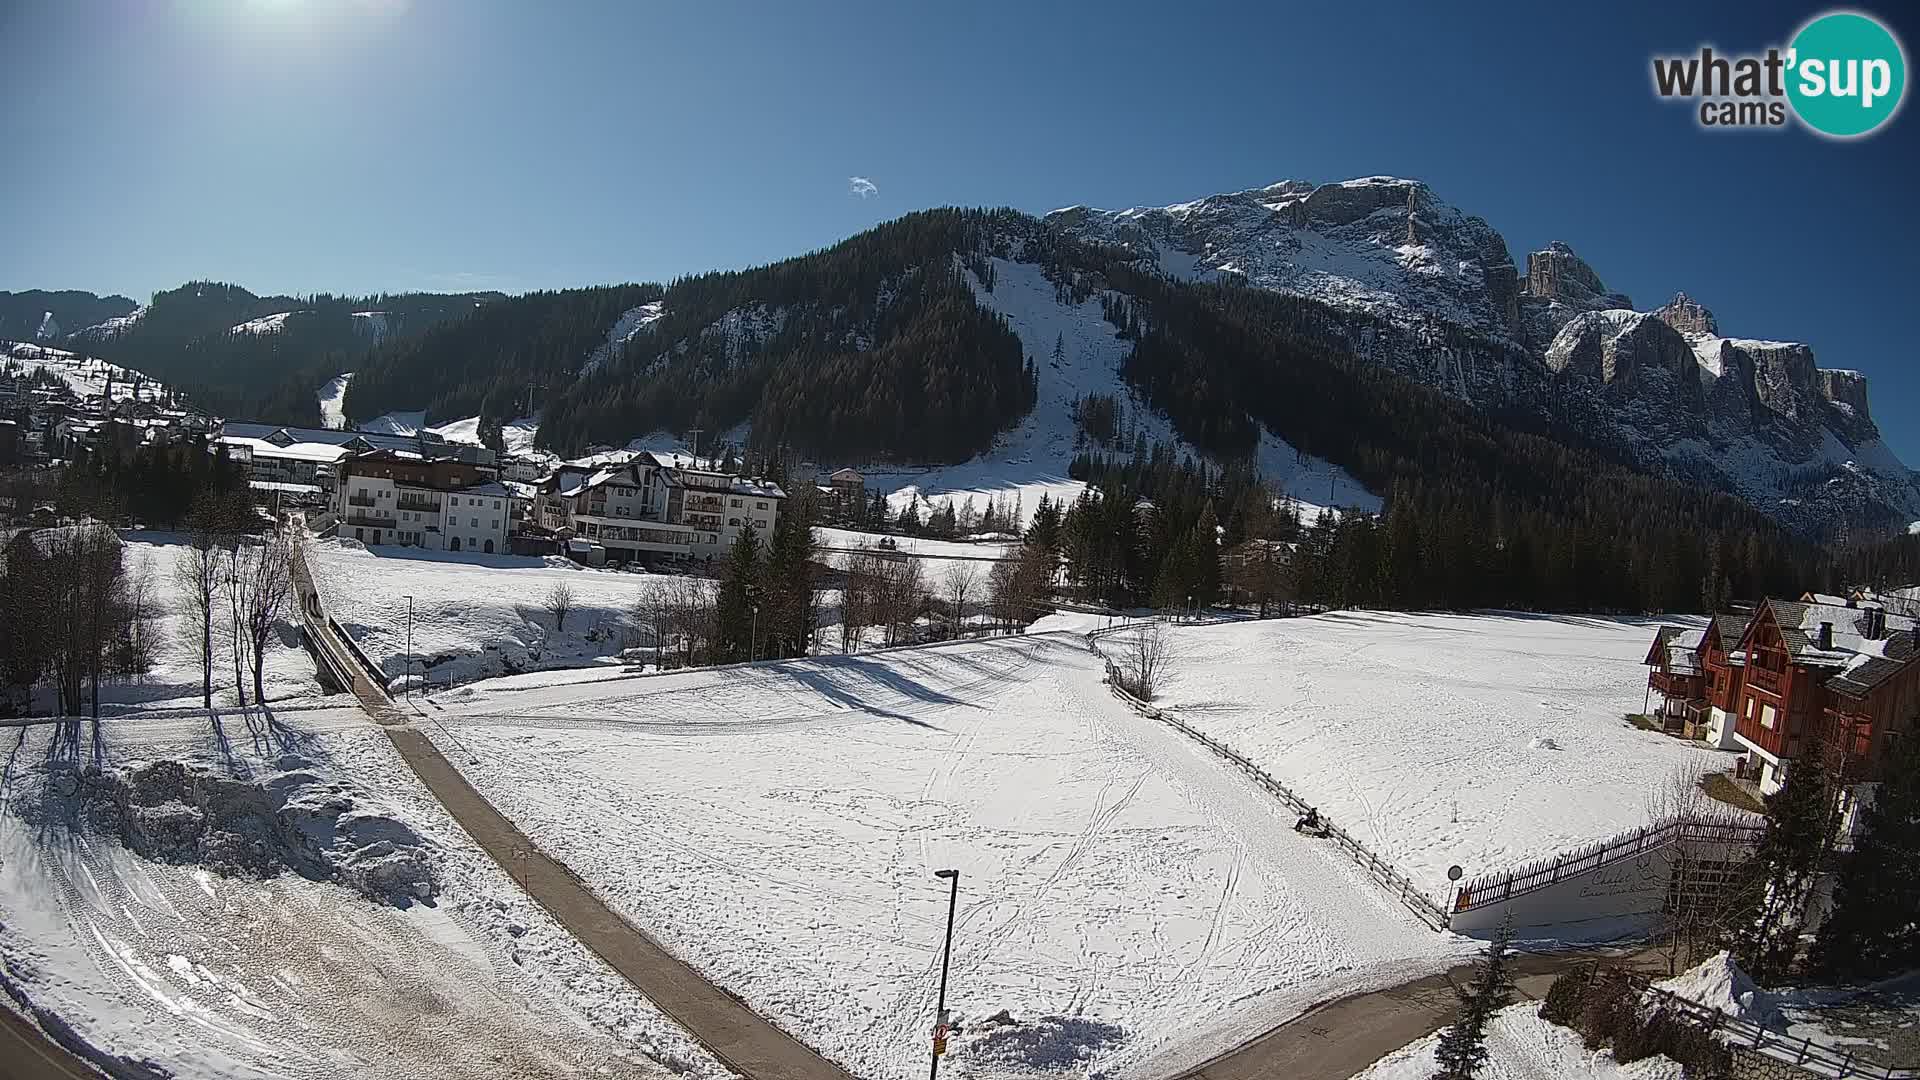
[1121,621,1172,701]
[546,580,576,632]
[944,562,979,639]
[841,548,882,653]
[1645,761,1761,975]
[241,528,294,704]
[175,506,226,710]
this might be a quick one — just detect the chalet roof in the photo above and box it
[1711,612,1754,656]
[1646,625,1704,674]
[1758,598,1918,698]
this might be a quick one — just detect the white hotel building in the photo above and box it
[536,451,784,565]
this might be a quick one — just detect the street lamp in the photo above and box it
[930,868,959,1080]
[403,594,414,699]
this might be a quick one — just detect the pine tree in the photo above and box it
[715,525,761,662]
[1808,733,1920,981]
[1727,751,1835,984]
[1432,916,1514,1079]
[1192,502,1221,607]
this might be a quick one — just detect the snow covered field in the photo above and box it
[316,372,352,429]
[1117,612,1723,898]
[1354,1002,1680,1080]
[419,632,1467,1080]
[305,538,660,687]
[0,717,721,1080]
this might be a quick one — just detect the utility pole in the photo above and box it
[929,868,959,1080]
[686,427,704,464]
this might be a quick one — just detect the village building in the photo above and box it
[330,448,511,554]
[534,450,784,566]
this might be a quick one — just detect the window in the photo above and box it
[757,501,767,510]
[470,517,479,528]
[491,519,499,530]
[1760,704,1778,730]
[492,500,501,510]
[731,498,742,508]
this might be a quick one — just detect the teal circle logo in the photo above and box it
[1787,11,1906,137]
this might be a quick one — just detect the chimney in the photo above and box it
[1866,608,1888,641]
[1818,622,1835,650]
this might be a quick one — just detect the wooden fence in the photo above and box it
[1453,817,1766,914]
[1086,625,1452,930]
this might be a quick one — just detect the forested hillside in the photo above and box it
[538,209,1036,460]
[342,284,664,425]
[76,282,498,422]
[0,289,136,341]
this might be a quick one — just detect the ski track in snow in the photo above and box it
[421,632,1467,1080]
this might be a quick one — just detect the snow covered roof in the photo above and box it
[217,436,352,463]
[1758,599,1918,699]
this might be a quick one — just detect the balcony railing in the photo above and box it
[1648,671,1700,698]
[343,512,395,528]
[347,495,377,508]
[1748,665,1784,693]
[396,497,441,513]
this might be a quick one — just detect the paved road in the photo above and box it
[0,1003,105,1080]
[290,538,857,1080]
[1171,948,1664,1080]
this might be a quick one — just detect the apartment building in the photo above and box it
[535,451,784,565]
[332,448,511,554]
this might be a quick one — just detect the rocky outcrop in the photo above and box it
[1817,368,1871,422]
[1738,340,1821,424]
[1525,242,1630,310]
[1545,310,1701,396]
[1653,292,1719,337]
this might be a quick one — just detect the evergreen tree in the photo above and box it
[1192,501,1221,607]
[715,525,761,662]
[1728,752,1835,984]
[1809,733,1920,981]
[758,494,819,659]
[1431,917,1514,1080]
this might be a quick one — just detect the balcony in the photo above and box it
[1748,665,1784,694]
[684,495,726,512]
[396,496,442,513]
[343,512,395,528]
[347,494,377,508]
[1648,671,1700,698]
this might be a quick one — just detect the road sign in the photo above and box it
[1447,864,1464,882]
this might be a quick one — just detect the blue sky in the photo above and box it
[3,0,1916,461]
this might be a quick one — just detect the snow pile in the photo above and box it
[1355,1001,1682,1079]
[958,1014,1128,1073]
[425,414,543,457]
[1655,952,1779,1027]
[47,756,436,904]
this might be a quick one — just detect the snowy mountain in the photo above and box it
[1052,176,1920,535]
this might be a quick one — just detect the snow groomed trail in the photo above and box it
[419,630,1467,1080]
[288,537,858,1080]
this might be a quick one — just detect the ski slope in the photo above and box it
[317,372,352,429]
[3,340,169,402]
[418,632,1467,1080]
[861,257,1376,528]
[1123,612,1724,898]
[0,720,721,1080]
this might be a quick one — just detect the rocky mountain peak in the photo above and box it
[1652,292,1719,337]
[1523,242,1629,309]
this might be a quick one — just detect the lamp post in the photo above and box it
[403,594,414,698]
[930,868,959,1080]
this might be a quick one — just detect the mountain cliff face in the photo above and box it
[1051,176,1919,537]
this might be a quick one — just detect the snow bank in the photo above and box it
[957,1013,1128,1073]
[1655,951,1779,1027]
[1354,1001,1683,1079]
[43,756,437,904]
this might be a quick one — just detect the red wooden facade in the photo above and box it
[1732,600,1919,785]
